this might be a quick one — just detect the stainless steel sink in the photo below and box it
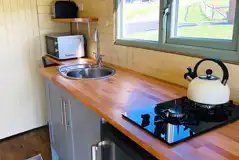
[58,64,115,80]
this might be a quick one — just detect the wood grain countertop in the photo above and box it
[40,56,239,160]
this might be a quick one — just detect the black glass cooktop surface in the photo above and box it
[122,97,239,145]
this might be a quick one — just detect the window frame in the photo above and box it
[114,0,239,63]
[166,0,239,51]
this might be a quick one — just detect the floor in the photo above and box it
[0,126,51,160]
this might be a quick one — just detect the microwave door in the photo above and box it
[46,37,58,57]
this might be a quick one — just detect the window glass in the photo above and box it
[121,0,160,41]
[170,0,236,40]
[116,0,239,62]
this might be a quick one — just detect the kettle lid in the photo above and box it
[199,69,219,80]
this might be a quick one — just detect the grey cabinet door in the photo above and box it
[45,81,54,145]
[48,82,67,160]
[66,93,101,160]
[46,81,101,160]
[62,93,75,160]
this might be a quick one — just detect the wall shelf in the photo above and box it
[52,17,98,23]
[52,17,98,36]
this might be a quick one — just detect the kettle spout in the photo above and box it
[184,67,195,82]
[184,74,193,82]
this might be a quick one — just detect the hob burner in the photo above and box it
[122,97,239,145]
[164,101,185,119]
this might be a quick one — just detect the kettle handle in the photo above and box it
[193,58,229,85]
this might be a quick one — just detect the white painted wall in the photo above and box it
[0,0,70,139]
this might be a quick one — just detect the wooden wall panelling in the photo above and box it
[73,0,239,103]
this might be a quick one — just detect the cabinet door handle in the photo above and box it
[63,100,68,131]
[60,97,64,125]
[67,100,71,129]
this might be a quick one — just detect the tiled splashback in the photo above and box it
[37,0,70,56]
[74,0,239,103]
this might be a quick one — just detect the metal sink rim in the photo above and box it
[58,64,116,80]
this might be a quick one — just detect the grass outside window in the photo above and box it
[116,0,239,62]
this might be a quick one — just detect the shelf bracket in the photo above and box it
[87,21,91,38]
[75,21,91,38]
[76,22,79,34]
[70,22,73,34]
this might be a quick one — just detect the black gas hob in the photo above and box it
[122,97,239,145]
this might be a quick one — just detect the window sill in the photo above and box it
[114,39,239,65]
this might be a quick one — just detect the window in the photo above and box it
[120,0,160,41]
[115,0,239,62]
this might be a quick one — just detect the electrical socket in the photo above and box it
[105,20,112,27]
[77,2,84,11]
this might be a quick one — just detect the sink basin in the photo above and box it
[59,64,97,72]
[58,64,115,80]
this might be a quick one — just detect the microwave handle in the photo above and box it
[91,140,114,160]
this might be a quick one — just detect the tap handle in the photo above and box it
[93,52,104,57]
[93,52,97,58]
[93,52,104,61]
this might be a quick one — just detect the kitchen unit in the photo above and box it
[45,80,101,160]
[45,79,158,160]
[40,58,239,160]
[1,0,239,159]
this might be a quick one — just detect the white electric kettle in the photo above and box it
[184,58,230,105]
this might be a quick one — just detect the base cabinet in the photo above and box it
[45,80,101,160]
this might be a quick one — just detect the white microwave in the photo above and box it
[46,33,85,60]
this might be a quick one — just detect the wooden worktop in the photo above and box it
[40,57,239,160]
